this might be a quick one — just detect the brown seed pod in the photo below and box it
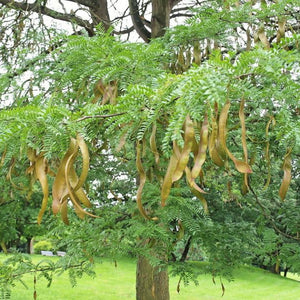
[36,156,49,224]
[187,179,208,213]
[74,134,90,191]
[219,101,252,174]
[0,148,7,168]
[64,145,97,219]
[68,165,92,208]
[185,166,207,195]
[150,122,160,165]
[161,152,179,207]
[136,141,150,219]
[264,116,276,190]
[239,98,249,193]
[6,157,23,190]
[172,115,195,182]
[208,105,224,167]
[52,138,78,214]
[191,114,208,179]
[92,80,118,105]
[191,136,199,158]
[279,148,292,201]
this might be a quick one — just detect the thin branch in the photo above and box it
[128,0,151,43]
[170,13,194,19]
[114,26,135,35]
[76,112,127,122]
[10,261,86,279]
[180,236,192,262]
[235,73,255,80]
[0,0,92,29]
[5,31,85,80]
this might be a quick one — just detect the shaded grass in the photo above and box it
[2,255,300,300]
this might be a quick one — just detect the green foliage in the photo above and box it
[0,3,299,297]
[0,252,95,298]
[2,255,299,300]
[33,241,53,253]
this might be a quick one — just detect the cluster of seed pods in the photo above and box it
[135,100,292,220]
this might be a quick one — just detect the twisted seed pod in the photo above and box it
[191,136,198,158]
[52,138,78,214]
[150,122,160,165]
[208,115,224,167]
[191,114,208,179]
[26,149,37,200]
[65,145,97,219]
[172,115,195,182]
[0,148,6,168]
[219,101,252,174]
[36,156,49,224]
[74,134,90,191]
[68,165,92,208]
[173,141,181,159]
[239,98,249,193]
[161,152,179,207]
[6,158,23,190]
[185,166,206,194]
[136,141,150,219]
[186,167,208,213]
[279,149,292,201]
[264,116,276,190]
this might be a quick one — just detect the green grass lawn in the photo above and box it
[2,255,299,300]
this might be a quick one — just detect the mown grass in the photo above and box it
[2,255,299,300]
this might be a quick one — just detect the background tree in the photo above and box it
[0,1,299,300]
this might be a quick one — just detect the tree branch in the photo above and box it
[180,236,192,262]
[68,0,95,8]
[128,0,151,43]
[76,112,127,122]
[5,31,84,80]
[0,0,92,30]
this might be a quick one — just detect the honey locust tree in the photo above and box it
[0,1,300,299]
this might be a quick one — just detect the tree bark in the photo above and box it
[0,241,8,254]
[136,256,170,300]
[151,0,172,38]
[129,0,151,43]
[90,0,111,32]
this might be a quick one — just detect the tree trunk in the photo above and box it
[0,241,8,254]
[90,0,111,32]
[151,0,171,38]
[29,238,34,254]
[136,256,170,300]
